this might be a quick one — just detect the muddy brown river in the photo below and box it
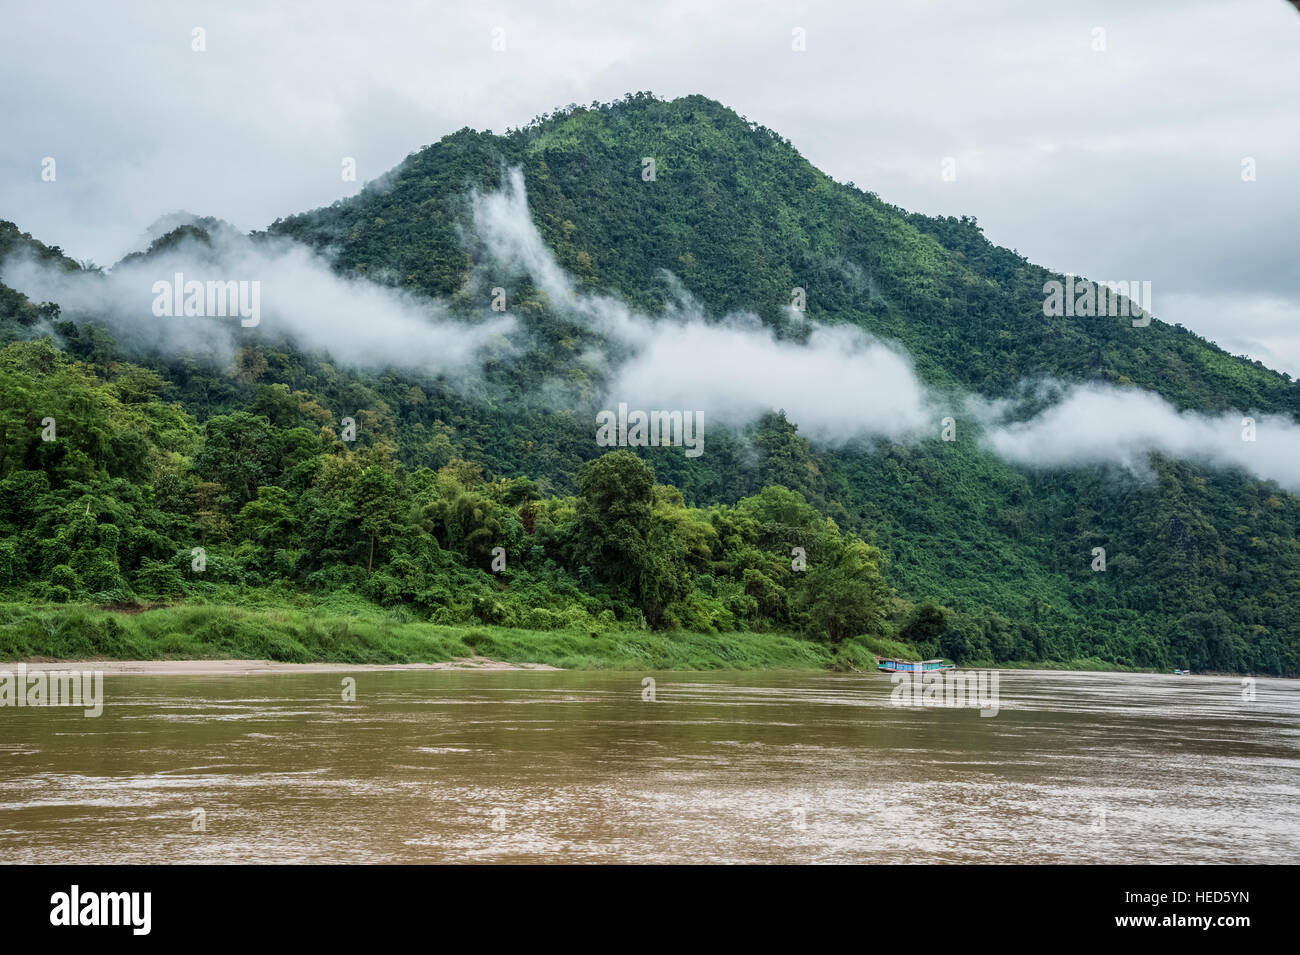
[1,668,1296,863]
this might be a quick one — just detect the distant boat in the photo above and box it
[877,658,956,674]
[1173,668,1191,675]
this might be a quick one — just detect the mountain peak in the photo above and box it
[270,93,1295,417]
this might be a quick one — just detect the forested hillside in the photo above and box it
[2,93,1297,674]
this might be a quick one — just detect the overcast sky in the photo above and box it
[3,0,1298,374]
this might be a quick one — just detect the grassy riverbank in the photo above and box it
[0,601,885,671]
[3,602,1249,675]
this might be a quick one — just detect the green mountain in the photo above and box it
[2,93,1297,674]
[273,92,1296,413]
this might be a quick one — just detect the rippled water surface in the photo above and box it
[2,669,1297,863]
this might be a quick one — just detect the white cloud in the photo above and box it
[981,382,1300,492]
[1,0,1297,377]
[471,171,1300,489]
[609,318,934,441]
[1,222,515,376]
[470,169,936,440]
[11,164,1300,495]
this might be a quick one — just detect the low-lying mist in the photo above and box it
[1,217,515,378]
[5,166,1299,493]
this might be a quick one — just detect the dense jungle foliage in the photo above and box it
[1,93,1296,674]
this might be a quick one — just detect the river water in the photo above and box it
[1,668,1296,863]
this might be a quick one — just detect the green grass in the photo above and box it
[857,634,926,661]
[0,602,1190,674]
[0,602,840,670]
[994,656,1148,673]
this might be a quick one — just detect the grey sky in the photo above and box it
[3,0,1298,373]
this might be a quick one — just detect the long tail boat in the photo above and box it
[876,658,956,673]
